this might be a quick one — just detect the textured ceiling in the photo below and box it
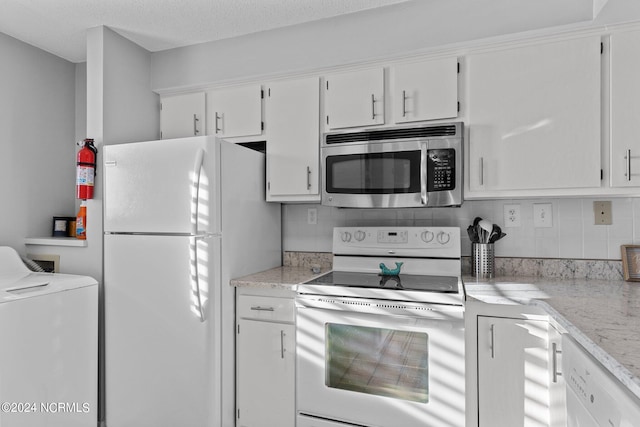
[0,0,411,62]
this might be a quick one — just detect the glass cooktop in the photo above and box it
[305,271,459,293]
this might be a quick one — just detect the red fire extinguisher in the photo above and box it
[76,138,98,200]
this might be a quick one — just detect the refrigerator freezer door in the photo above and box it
[104,136,218,234]
[105,233,221,427]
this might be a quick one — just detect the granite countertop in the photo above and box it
[230,266,321,290]
[231,267,640,400]
[464,275,640,400]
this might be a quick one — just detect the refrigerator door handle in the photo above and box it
[191,148,205,236]
[191,237,206,322]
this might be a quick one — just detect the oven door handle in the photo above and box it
[420,142,428,205]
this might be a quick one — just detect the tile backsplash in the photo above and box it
[282,198,640,260]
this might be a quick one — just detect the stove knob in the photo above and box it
[421,230,434,243]
[437,231,451,245]
[341,231,352,242]
[354,230,366,241]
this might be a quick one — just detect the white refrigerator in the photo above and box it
[103,136,281,427]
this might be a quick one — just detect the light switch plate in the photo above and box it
[593,201,612,225]
[307,208,318,225]
[533,203,553,228]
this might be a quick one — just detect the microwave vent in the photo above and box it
[325,124,458,145]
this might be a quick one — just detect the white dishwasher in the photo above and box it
[0,247,98,427]
[563,335,640,427]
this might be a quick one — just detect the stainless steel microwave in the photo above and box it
[321,122,463,208]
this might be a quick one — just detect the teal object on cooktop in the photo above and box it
[379,262,403,276]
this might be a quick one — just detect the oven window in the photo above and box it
[325,323,429,403]
[325,151,421,194]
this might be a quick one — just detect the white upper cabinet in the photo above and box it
[160,92,205,139]
[325,68,384,129]
[208,84,262,138]
[467,36,602,194]
[611,30,640,187]
[265,77,320,202]
[392,57,458,124]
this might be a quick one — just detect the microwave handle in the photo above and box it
[420,143,428,205]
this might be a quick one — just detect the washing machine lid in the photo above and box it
[0,246,97,304]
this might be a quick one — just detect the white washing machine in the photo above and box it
[0,246,98,427]
[563,334,640,427]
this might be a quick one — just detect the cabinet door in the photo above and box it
[467,37,601,192]
[160,92,205,139]
[325,68,384,129]
[477,316,553,427]
[393,57,458,123]
[208,85,262,138]
[237,320,295,427]
[611,30,640,187]
[265,77,320,202]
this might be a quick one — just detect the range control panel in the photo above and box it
[333,227,460,258]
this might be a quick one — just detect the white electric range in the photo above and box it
[296,226,466,427]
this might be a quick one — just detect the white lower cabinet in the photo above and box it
[236,291,295,427]
[477,315,565,427]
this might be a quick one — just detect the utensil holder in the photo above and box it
[472,243,495,278]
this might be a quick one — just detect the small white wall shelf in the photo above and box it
[25,237,87,247]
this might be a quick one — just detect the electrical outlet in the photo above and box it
[307,208,318,225]
[503,204,521,227]
[593,201,612,225]
[533,203,553,228]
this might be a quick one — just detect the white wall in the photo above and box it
[80,26,159,283]
[150,0,594,92]
[284,198,636,260]
[0,32,76,253]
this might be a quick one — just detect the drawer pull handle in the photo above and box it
[625,149,632,181]
[402,90,407,117]
[490,324,495,359]
[250,306,274,312]
[371,94,376,120]
[552,342,562,383]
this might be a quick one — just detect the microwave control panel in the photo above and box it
[427,148,456,192]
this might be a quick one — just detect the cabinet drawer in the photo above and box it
[237,295,294,323]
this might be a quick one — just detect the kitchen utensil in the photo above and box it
[479,219,493,243]
[467,225,478,243]
[489,224,502,243]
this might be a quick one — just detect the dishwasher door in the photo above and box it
[562,335,640,427]
[565,387,599,427]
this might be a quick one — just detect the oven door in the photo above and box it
[296,295,465,427]
[321,140,427,208]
